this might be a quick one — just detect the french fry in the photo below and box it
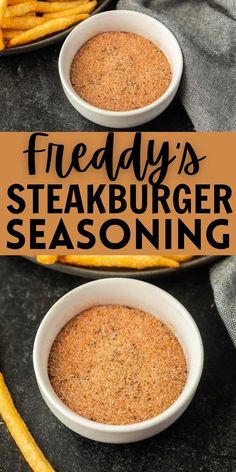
[5,1,38,17]
[0,27,4,48]
[3,27,21,38]
[0,0,7,49]
[0,373,55,472]
[37,255,59,264]
[8,13,89,45]
[36,255,194,269]
[35,0,88,12]
[43,0,96,18]
[166,255,193,262]
[46,0,88,3]
[3,15,46,29]
[8,0,32,5]
[59,255,180,269]
[0,0,7,22]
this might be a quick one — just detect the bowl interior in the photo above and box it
[59,10,183,112]
[34,278,203,429]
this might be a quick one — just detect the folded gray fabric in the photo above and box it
[210,257,236,347]
[117,0,236,131]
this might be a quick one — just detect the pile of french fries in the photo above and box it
[37,255,194,269]
[0,0,96,49]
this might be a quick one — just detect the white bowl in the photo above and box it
[58,10,183,128]
[33,278,203,444]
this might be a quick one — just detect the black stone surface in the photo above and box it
[0,256,236,472]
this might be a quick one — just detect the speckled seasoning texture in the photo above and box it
[48,305,187,425]
[70,32,172,112]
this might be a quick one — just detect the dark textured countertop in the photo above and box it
[0,256,236,472]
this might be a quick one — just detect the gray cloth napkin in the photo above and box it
[210,257,236,347]
[117,0,236,131]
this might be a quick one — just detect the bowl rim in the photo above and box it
[58,10,183,117]
[33,277,204,433]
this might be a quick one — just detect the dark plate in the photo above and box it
[24,255,220,279]
[0,0,113,56]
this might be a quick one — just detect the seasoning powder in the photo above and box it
[70,32,172,112]
[49,305,187,425]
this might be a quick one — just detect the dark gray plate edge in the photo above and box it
[0,0,113,56]
[23,255,221,279]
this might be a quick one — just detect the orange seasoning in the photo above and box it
[48,305,187,425]
[70,32,172,111]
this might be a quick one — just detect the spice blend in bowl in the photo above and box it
[34,278,203,442]
[48,304,187,425]
[70,32,172,112]
[59,11,183,127]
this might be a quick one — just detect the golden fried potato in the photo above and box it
[0,28,4,48]
[0,373,55,472]
[43,0,96,18]
[36,254,195,269]
[166,255,193,262]
[1,0,97,49]
[8,0,32,4]
[3,27,21,37]
[0,0,7,48]
[8,13,88,45]
[46,0,88,3]
[5,1,37,17]
[37,255,59,264]
[0,0,7,20]
[2,15,46,29]
[35,0,90,12]
[59,255,180,269]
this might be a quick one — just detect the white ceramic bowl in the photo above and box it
[33,278,203,444]
[58,10,183,128]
